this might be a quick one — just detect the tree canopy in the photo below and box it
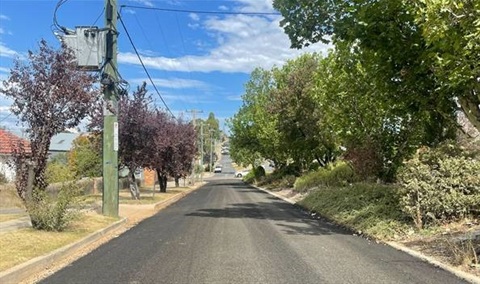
[0,39,99,201]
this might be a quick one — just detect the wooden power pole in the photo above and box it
[102,0,119,217]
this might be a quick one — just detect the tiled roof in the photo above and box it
[0,129,31,155]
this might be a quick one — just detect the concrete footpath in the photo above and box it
[0,181,207,284]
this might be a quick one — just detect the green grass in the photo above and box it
[299,183,411,240]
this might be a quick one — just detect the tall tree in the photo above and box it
[411,0,480,131]
[149,110,174,193]
[168,118,196,187]
[0,39,98,203]
[271,53,337,169]
[273,0,469,133]
[228,67,287,167]
[118,82,155,199]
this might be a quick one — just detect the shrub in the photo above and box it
[46,161,74,184]
[398,145,480,229]
[294,162,356,192]
[0,171,8,184]
[254,166,266,179]
[299,183,409,239]
[344,138,383,181]
[27,181,80,231]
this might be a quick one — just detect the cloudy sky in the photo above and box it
[0,0,330,133]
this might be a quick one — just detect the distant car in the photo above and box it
[235,169,250,178]
[214,165,222,173]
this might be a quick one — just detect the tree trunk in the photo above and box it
[156,169,167,193]
[175,175,180,187]
[128,170,140,200]
[459,94,480,132]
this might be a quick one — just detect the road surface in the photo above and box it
[40,156,466,284]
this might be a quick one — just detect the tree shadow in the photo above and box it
[185,200,350,236]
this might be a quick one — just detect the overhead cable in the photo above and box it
[117,13,175,118]
[120,5,281,16]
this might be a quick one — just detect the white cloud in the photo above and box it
[0,15,10,21]
[218,6,229,11]
[227,95,242,101]
[0,42,18,58]
[189,13,200,21]
[0,67,9,73]
[188,23,200,30]
[118,13,330,73]
[0,28,4,34]
[123,9,136,15]
[129,77,210,90]
[233,0,275,13]
[130,0,154,7]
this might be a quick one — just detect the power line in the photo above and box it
[117,13,175,118]
[0,113,13,124]
[120,5,280,16]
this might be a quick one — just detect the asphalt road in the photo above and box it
[41,157,467,284]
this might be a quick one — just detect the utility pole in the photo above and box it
[186,109,203,183]
[200,122,204,181]
[209,129,214,173]
[102,0,119,217]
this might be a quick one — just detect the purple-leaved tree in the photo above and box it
[168,118,196,187]
[1,39,99,203]
[118,82,155,199]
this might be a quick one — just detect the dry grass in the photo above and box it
[0,212,117,272]
[78,187,190,205]
[0,184,24,209]
[0,214,27,222]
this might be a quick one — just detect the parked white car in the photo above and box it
[235,169,250,178]
[214,165,222,173]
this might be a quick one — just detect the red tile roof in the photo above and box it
[0,129,31,155]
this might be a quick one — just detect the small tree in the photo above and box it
[68,134,102,178]
[0,39,99,230]
[118,82,155,199]
[150,110,174,193]
[168,118,196,187]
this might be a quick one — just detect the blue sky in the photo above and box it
[0,0,329,133]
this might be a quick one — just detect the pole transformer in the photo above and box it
[102,0,119,217]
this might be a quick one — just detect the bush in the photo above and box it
[28,182,80,231]
[294,162,357,192]
[0,171,8,184]
[398,145,480,229]
[299,183,409,239]
[344,139,383,181]
[46,161,74,184]
[255,166,266,178]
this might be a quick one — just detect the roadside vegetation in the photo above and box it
[229,0,480,273]
[0,39,218,232]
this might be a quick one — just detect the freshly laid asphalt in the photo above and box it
[39,158,467,284]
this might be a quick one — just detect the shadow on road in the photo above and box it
[185,200,350,237]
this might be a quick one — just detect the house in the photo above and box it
[49,132,82,157]
[0,129,30,182]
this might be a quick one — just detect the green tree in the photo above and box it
[273,0,459,180]
[228,67,287,167]
[68,134,102,178]
[411,0,480,131]
[271,53,337,169]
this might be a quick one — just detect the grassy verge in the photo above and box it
[298,183,411,240]
[0,213,117,271]
[0,184,24,209]
[0,214,27,222]
[77,187,190,206]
